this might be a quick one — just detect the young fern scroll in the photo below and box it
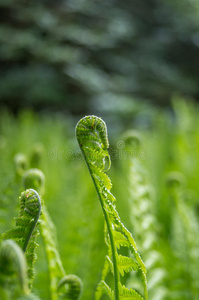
[76,115,148,300]
[0,239,42,300]
[22,168,83,300]
[0,239,28,298]
[2,189,41,289]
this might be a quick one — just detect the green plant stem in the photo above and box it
[84,153,120,300]
[40,205,66,300]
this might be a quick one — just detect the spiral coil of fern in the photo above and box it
[166,172,199,299]
[0,239,28,298]
[3,189,41,289]
[22,168,83,300]
[57,275,83,300]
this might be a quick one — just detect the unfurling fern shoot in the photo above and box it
[22,168,83,300]
[166,172,199,299]
[122,130,166,300]
[0,239,28,298]
[3,189,41,289]
[76,116,148,300]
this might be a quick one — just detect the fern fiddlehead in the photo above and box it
[57,275,83,300]
[14,153,28,180]
[2,189,41,288]
[0,239,42,300]
[122,131,167,300]
[76,115,148,300]
[22,168,83,300]
[0,239,28,298]
[166,172,199,300]
[23,169,45,196]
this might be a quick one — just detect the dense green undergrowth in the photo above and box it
[0,99,199,299]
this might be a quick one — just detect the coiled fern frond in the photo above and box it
[14,153,28,178]
[57,275,83,300]
[2,189,41,289]
[122,131,167,300]
[166,172,199,300]
[76,115,148,300]
[23,169,45,196]
[22,168,83,300]
[0,239,28,298]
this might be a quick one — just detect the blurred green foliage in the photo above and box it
[0,99,199,299]
[1,0,199,113]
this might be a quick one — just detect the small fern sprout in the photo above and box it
[166,171,199,299]
[121,130,142,151]
[76,116,148,300]
[22,168,82,300]
[23,169,45,195]
[3,189,42,288]
[30,143,44,168]
[57,275,83,300]
[0,239,28,298]
[166,172,185,190]
[122,131,167,300]
[14,153,28,178]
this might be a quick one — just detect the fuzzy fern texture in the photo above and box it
[76,115,148,300]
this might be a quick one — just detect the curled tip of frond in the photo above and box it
[0,239,28,294]
[30,143,44,168]
[19,189,41,255]
[121,130,142,150]
[76,115,110,171]
[23,169,45,195]
[76,115,109,150]
[57,275,83,300]
[20,188,42,219]
[166,171,186,189]
[14,153,28,176]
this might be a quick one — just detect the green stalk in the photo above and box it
[83,152,120,300]
[40,206,66,300]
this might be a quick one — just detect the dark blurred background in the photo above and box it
[1,0,199,115]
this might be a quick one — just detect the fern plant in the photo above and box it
[166,172,199,300]
[22,168,83,300]
[121,130,166,300]
[0,239,28,299]
[0,239,41,300]
[76,115,148,300]
[14,153,28,179]
[2,189,41,289]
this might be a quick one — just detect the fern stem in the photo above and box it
[83,152,120,300]
[40,206,66,300]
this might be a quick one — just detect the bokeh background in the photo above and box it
[1,1,199,300]
[1,0,199,116]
